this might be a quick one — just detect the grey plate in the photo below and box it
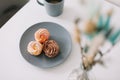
[19,22,72,68]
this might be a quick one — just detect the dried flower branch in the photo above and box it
[74,18,84,54]
[74,18,81,43]
[82,33,106,69]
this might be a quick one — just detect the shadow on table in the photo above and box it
[0,0,29,28]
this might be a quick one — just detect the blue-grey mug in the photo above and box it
[37,0,64,17]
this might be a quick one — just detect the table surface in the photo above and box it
[0,0,120,80]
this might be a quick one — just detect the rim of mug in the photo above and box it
[44,0,64,5]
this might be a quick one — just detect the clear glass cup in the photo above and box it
[68,64,95,80]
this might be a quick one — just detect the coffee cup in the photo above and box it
[37,0,64,17]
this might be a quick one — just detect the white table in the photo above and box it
[0,0,120,80]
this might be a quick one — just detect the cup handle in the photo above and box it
[37,0,44,6]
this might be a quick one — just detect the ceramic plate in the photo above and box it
[19,22,72,68]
